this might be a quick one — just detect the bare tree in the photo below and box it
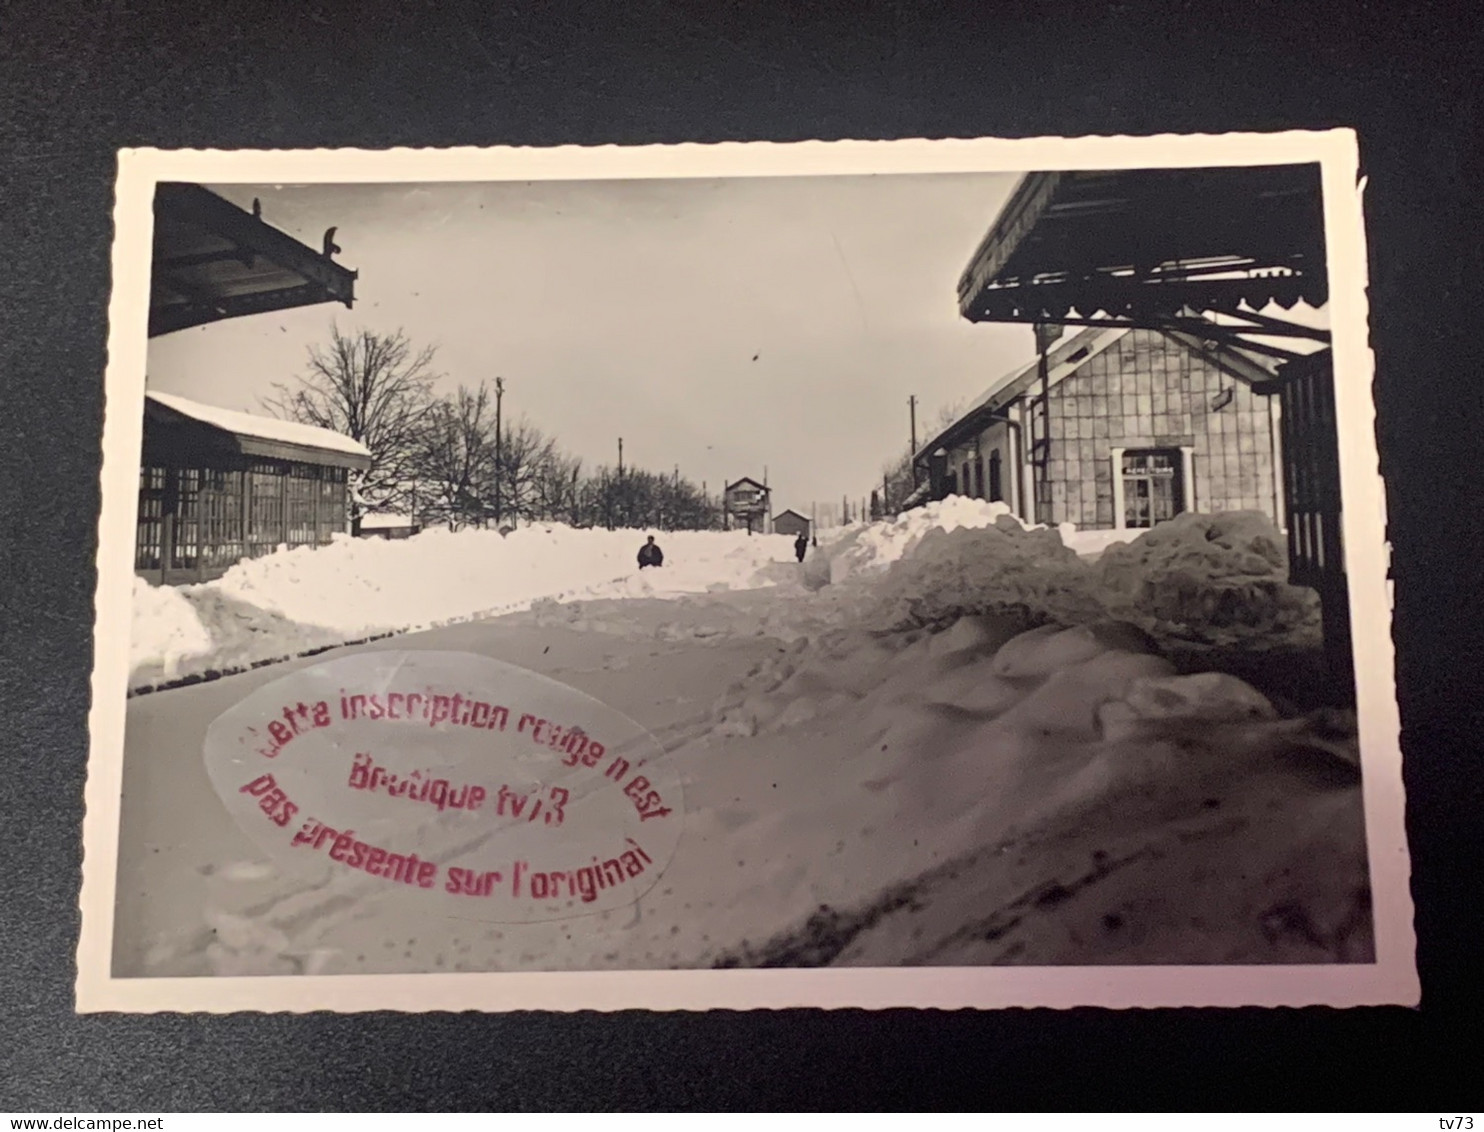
[263,326,439,531]
[530,451,582,524]
[880,450,916,512]
[413,382,495,530]
[492,417,559,524]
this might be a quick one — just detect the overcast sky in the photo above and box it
[146,173,1037,510]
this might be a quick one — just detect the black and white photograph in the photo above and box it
[77,135,1415,1013]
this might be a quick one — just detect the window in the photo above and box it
[961,461,971,499]
[1121,448,1183,529]
[135,466,167,571]
[200,468,245,568]
[987,449,1003,503]
[248,460,286,556]
[286,463,320,547]
[319,472,344,541]
[169,468,204,569]
[974,457,985,499]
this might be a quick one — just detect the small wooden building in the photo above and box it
[914,324,1291,532]
[724,477,772,534]
[357,512,420,540]
[772,509,811,539]
[136,392,371,585]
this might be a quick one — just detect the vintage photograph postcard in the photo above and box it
[78,133,1417,1013]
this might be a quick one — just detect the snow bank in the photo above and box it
[129,526,798,690]
[811,497,1022,587]
[869,509,1320,653]
[1093,511,1320,643]
[130,576,214,680]
[127,496,1128,692]
[128,497,1309,698]
[804,496,1135,593]
[699,615,1368,967]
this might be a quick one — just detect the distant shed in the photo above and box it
[357,512,420,540]
[772,509,810,538]
[136,391,371,585]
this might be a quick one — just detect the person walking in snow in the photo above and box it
[794,531,808,562]
[638,534,664,569]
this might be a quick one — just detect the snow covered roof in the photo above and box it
[359,512,416,530]
[774,509,809,523]
[145,390,373,469]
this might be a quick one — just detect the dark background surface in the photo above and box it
[2,0,1481,1112]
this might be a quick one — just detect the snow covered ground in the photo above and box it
[112,502,1367,976]
[127,498,1119,692]
[128,525,803,692]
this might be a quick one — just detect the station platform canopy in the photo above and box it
[149,183,357,337]
[957,164,1331,354]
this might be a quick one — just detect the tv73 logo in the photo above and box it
[1439,1119,1474,1129]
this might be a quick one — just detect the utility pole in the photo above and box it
[616,437,624,530]
[762,465,769,534]
[909,394,919,487]
[884,470,890,515]
[494,377,504,526]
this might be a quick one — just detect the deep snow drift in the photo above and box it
[868,509,1321,649]
[696,611,1364,967]
[802,496,1131,592]
[112,501,1368,976]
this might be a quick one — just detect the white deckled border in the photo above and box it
[79,131,1416,1014]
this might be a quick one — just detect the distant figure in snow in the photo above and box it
[638,535,664,569]
[794,532,808,562]
[811,534,818,548]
